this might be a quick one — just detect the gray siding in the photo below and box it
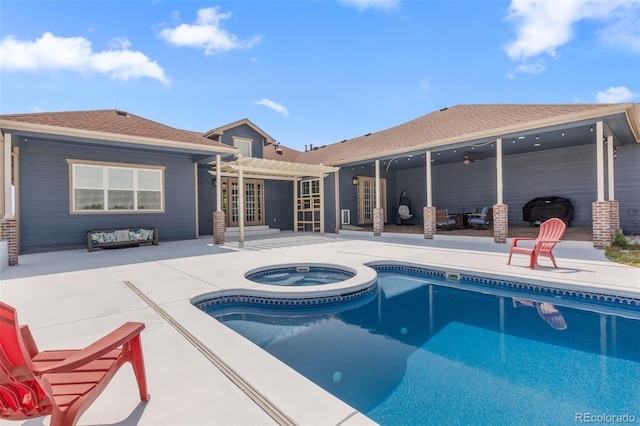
[343,143,639,230]
[265,180,294,230]
[615,143,640,235]
[19,139,197,253]
[219,124,264,158]
[198,166,215,235]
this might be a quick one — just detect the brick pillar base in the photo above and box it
[373,208,384,236]
[593,201,612,248]
[1,218,18,266]
[493,204,508,244]
[609,200,620,238]
[423,206,436,240]
[213,210,226,245]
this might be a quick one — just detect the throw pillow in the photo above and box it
[91,232,105,244]
[129,229,143,241]
[104,232,117,243]
[115,229,131,242]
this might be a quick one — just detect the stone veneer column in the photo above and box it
[423,206,436,239]
[213,211,226,245]
[373,208,384,236]
[1,218,18,266]
[609,200,620,238]
[592,201,612,248]
[493,204,508,244]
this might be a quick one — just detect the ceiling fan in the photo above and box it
[463,151,482,165]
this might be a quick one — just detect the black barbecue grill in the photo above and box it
[523,197,573,227]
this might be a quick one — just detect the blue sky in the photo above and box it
[1,0,639,151]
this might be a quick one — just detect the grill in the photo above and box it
[523,197,573,227]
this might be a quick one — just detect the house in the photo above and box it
[1,103,639,266]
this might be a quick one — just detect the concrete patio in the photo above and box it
[1,231,638,426]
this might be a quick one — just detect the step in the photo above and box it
[225,226,281,237]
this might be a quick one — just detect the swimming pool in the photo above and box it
[199,264,640,425]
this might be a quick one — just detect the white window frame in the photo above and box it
[233,137,252,158]
[300,178,320,197]
[67,159,165,214]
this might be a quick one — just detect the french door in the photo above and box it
[357,176,387,224]
[221,178,264,226]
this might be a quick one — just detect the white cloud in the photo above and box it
[159,7,262,55]
[0,32,169,83]
[595,86,637,103]
[337,0,400,12]
[253,99,289,116]
[506,60,546,79]
[504,0,640,61]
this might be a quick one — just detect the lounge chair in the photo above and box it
[468,206,492,229]
[507,217,567,269]
[0,302,150,426]
[435,209,456,230]
[398,190,413,225]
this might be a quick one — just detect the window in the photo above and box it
[69,160,164,213]
[300,179,320,197]
[233,137,252,158]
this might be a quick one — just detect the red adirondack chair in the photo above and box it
[508,217,567,269]
[0,302,149,426]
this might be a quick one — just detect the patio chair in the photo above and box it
[398,190,413,225]
[507,217,567,269]
[468,206,492,229]
[0,302,150,426]
[435,209,456,230]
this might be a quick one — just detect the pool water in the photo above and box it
[206,270,640,425]
[246,266,354,286]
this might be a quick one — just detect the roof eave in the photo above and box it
[0,120,238,155]
[326,103,637,166]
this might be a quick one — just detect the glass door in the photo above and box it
[222,178,264,226]
[357,176,387,224]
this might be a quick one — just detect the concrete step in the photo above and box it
[225,226,281,237]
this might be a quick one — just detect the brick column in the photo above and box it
[373,208,384,236]
[213,211,226,245]
[608,200,620,238]
[423,206,436,239]
[592,201,611,248]
[1,218,18,266]
[493,204,508,244]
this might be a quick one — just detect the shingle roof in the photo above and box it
[294,104,634,165]
[0,109,230,149]
[262,143,301,162]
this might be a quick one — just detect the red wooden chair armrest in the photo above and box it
[32,322,145,374]
[536,239,562,243]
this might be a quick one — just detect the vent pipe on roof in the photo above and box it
[115,110,129,116]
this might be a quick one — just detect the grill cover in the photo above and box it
[523,197,573,226]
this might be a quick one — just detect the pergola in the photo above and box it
[209,156,340,242]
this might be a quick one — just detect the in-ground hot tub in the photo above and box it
[246,264,355,286]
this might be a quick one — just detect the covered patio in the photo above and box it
[331,104,640,248]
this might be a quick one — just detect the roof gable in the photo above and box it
[203,118,275,144]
